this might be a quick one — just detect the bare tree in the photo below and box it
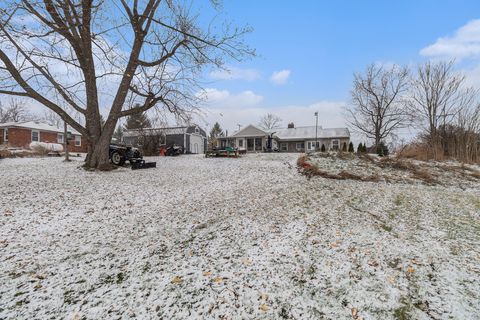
[0,98,32,122]
[347,64,410,149]
[0,101,8,123]
[409,61,475,159]
[40,109,63,128]
[0,1,253,169]
[258,113,282,130]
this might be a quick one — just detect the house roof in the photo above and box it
[230,124,268,137]
[0,121,80,135]
[218,124,350,141]
[271,126,350,141]
[123,125,205,137]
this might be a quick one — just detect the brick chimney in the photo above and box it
[287,122,294,128]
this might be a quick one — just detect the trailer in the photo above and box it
[205,147,239,158]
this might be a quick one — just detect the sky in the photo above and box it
[194,0,480,141]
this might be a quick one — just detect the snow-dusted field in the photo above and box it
[0,154,479,319]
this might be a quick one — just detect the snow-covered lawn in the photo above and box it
[0,154,479,319]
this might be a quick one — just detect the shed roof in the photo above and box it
[123,125,205,137]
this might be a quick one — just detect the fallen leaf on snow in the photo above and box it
[34,273,46,280]
[202,271,212,277]
[212,277,223,283]
[351,307,358,318]
[368,260,379,267]
[260,293,268,300]
[330,242,340,248]
[241,258,252,266]
[72,312,83,320]
[407,267,415,274]
[259,304,269,311]
[171,276,183,284]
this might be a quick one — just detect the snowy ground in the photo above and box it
[0,154,479,319]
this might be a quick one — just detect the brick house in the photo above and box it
[217,124,350,153]
[0,121,87,153]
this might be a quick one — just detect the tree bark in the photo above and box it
[84,136,111,170]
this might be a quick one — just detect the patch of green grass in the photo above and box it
[387,258,401,269]
[63,289,78,304]
[15,298,29,307]
[116,272,126,284]
[393,305,411,320]
[381,224,393,232]
[472,197,480,210]
[394,194,406,206]
[142,262,151,273]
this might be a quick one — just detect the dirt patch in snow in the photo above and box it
[298,152,480,188]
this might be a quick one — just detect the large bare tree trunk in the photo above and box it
[85,138,111,170]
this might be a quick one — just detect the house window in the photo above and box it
[254,138,262,150]
[296,142,304,150]
[3,128,8,142]
[238,139,244,147]
[307,141,318,150]
[331,140,339,150]
[195,127,200,134]
[31,130,40,142]
[57,133,64,144]
[280,143,287,151]
[75,135,81,146]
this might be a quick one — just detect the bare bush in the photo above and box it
[409,61,480,162]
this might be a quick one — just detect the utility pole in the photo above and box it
[64,121,70,161]
[314,111,318,151]
[237,124,242,131]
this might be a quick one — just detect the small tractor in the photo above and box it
[109,143,156,169]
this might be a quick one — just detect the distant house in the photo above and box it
[0,121,87,153]
[123,125,207,154]
[217,123,350,152]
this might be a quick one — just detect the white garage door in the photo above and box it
[190,135,204,154]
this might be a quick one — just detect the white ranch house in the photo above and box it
[217,124,350,152]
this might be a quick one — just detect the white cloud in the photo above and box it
[209,66,261,81]
[197,88,264,109]
[269,69,291,85]
[420,19,480,60]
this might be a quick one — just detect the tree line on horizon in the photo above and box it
[346,60,480,163]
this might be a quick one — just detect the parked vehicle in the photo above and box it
[165,144,183,156]
[109,143,142,166]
